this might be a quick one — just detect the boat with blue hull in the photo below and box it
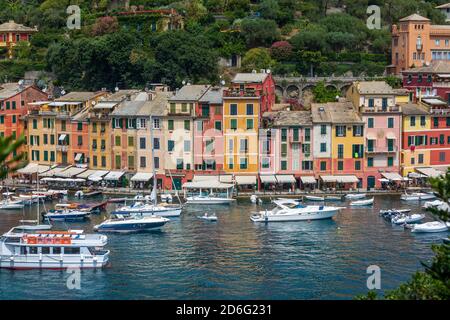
[43,204,90,221]
[94,214,170,233]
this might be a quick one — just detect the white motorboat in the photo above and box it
[379,208,411,215]
[0,227,110,269]
[197,213,218,222]
[325,196,343,201]
[411,221,448,233]
[74,190,84,198]
[160,194,173,203]
[401,192,436,201]
[250,199,344,222]
[112,202,182,217]
[304,195,324,201]
[94,214,170,233]
[391,214,425,225]
[43,204,90,221]
[350,198,374,206]
[185,195,236,205]
[345,193,366,200]
[250,195,258,204]
[0,198,25,210]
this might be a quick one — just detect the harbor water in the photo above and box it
[0,195,444,299]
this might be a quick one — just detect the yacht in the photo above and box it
[0,227,110,269]
[0,198,25,210]
[250,199,344,222]
[411,221,448,233]
[111,201,182,217]
[43,204,90,221]
[185,194,236,205]
[94,214,169,233]
[401,192,436,201]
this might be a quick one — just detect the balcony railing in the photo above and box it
[366,146,398,153]
[362,105,400,113]
[56,145,68,152]
[223,89,263,98]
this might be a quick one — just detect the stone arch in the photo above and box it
[275,85,284,99]
[325,84,338,91]
[286,84,300,99]
[339,84,352,96]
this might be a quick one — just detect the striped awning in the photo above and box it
[17,163,51,174]
[381,172,403,181]
[56,167,87,178]
[104,171,125,181]
[275,175,296,183]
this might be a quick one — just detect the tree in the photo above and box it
[0,135,26,180]
[240,18,280,48]
[241,48,275,72]
[312,81,340,103]
[90,16,119,37]
[257,0,280,21]
[270,41,293,61]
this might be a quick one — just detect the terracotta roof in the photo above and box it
[402,61,450,74]
[399,14,430,22]
[401,103,430,115]
[311,101,363,124]
[263,111,312,126]
[0,20,38,32]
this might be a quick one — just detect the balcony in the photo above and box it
[290,135,303,144]
[362,105,400,113]
[223,88,263,98]
[365,146,398,154]
[56,145,68,152]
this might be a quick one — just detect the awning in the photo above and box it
[381,172,403,181]
[300,176,316,184]
[93,102,118,109]
[58,134,66,141]
[131,172,153,182]
[260,175,277,183]
[408,172,427,178]
[76,169,97,179]
[74,153,83,161]
[183,180,234,189]
[437,74,450,78]
[235,175,257,185]
[415,167,443,178]
[366,134,376,140]
[422,98,446,105]
[321,175,359,183]
[386,132,397,139]
[104,171,125,181]
[56,167,87,178]
[17,163,51,174]
[219,175,233,183]
[39,166,71,177]
[193,175,218,182]
[275,175,296,183]
[40,177,85,183]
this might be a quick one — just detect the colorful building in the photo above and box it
[347,81,403,188]
[0,20,38,59]
[391,13,450,74]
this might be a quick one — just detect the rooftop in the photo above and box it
[401,103,430,115]
[0,83,31,99]
[111,100,147,117]
[263,111,312,126]
[232,73,269,84]
[436,3,450,9]
[355,81,396,94]
[169,85,210,102]
[311,101,363,124]
[0,20,38,32]
[136,91,172,117]
[103,89,141,102]
[399,14,430,22]
[198,87,226,104]
[56,91,102,102]
[403,60,450,74]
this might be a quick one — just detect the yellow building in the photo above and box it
[401,103,432,176]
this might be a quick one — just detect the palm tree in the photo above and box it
[0,134,27,181]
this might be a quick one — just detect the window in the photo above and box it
[168,120,174,131]
[368,99,374,107]
[77,122,82,131]
[196,121,203,132]
[128,136,134,147]
[337,161,343,171]
[420,116,426,126]
[230,104,237,115]
[320,161,327,171]
[418,153,424,164]
[230,119,237,130]
[261,157,270,169]
[61,120,66,131]
[304,128,311,142]
[337,144,344,158]
[153,118,159,129]
[228,158,234,170]
[355,160,361,170]
[246,119,254,130]
[320,143,327,153]
[170,103,176,113]
[43,134,48,145]
[281,160,287,171]
[215,106,222,115]
[101,156,106,167]
[336,126,346,137]
[367,157,373,167]
[239,157,248,169]
[293,128,299,142]
[77,136,82,146]
[153,138,160,150]
[320,125,327,135]
[352,144,364,158]
[214,121,222,131]
[32,119,37,129]
[0,116,3,124]
[140,137,146,149]
[353,125,362,137]
[410,116,416,127]
[176,159,183,170]
[201,104,209,117]
[427,75,432,83]
[92,122,97,132]
[140,157,146,168]
[281,129,288,142]
[387,157,394,167]
[382,98,388,109]
[368,118,374,128]
[184,120,190,131]
[128,156,135,169]
[418,74,423,83]
[44,151,48,161]
[281,144,287,157]
[115,155,121,169]
[240,139,248,153]
[184,140,191,152]
[302,161,313,170]
[388,117,394,128]
[6,101,10,109]
[439,152,446,162]
[154,157,160,169]
[181,103,188,113]
[115,136,121,146]
[168,140,175,152]
[246,104,253,115]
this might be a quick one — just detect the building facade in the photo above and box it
[0,20,38,59]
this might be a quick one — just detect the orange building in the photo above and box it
[391,13,450,74]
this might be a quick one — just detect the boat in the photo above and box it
[197,213,218,222]
[185,195,236,205]
[350,198,374,206]
[43,204,90,221]
[250,195,258,204]
[401,192,436,201]
[250,199,344,222]
[93,214,170,233]
[379,209,411,215]
[111,201,182,217]
[411,221,448,233]
[345,193,366,200]
[304,195,324,201]
[160,194,173,203]
[0,227,110,269]
[325,196,343,201]
[74,190,84,198]
[0,198,25,210]
[391,214,425,225]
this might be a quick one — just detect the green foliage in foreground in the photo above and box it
[0,135,27,181]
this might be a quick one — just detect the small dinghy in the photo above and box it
[345,193,366,200]
[250,195,258,204]
[304,195,324,201]
[379,208,411,215]
[325,196,342,201]
[392,213,425,225]
[197,213,218,222]
[411,221,448,233]
[350,198,374,206]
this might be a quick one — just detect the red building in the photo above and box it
[0,83,47,140]
[402,61,450,103]
[428,106,450,168]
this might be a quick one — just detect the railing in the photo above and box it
[56,145,68,152]
[362,106,400,113]
[366,146,398,153]
[223,89,263,98]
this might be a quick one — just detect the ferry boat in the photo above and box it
[94,214,169,233]
[250,199,344,222]
[0,227,110,269]
[111,202,182,217]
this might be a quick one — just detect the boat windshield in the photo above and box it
[285,203,305,209]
